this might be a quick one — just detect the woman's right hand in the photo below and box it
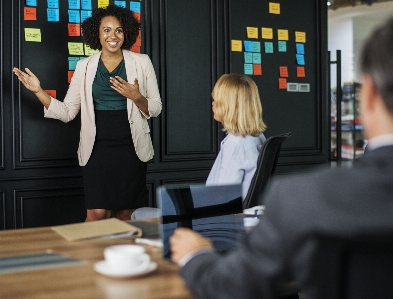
[13,67,41,94]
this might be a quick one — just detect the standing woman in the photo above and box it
[13,5,162,221]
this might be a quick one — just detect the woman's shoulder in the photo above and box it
[123,50,150,61]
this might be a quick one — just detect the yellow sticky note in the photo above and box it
[261,27,273,39]
[277,29,288,41]
[247,27,258,39]
[269,2,280,14]
[24,28,41,42]
[84,44,99,56]
[295,31,306,43]
[68,42,84,55]
[231,40,242,52]
[98,0,109,8]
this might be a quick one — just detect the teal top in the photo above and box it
[92,58,127,110]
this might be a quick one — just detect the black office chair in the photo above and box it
[242,132,291,209]
[305,235,393,299]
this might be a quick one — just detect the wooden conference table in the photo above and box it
[0,220,196,299]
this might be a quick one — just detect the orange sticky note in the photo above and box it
[134,12,140,21]
[278,78,287,89]
[279,66,288,77]
[68,24,81,37]
[133,30,141,47]
[253,64,262,75]
[68,71,75,84]
[44,90,56,98]
[24,7,37,21]
[297,66,305,77]
[130,45,140,53]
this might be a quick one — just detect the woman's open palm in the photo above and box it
[13,67,41,93]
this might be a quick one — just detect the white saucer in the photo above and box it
[94,260,157,278]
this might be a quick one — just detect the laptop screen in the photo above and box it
[157,184,244,260]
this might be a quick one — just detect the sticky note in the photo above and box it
[47,8,60,22]
[244,52,253,64]
[278,78,287,89]
[44,90,57,98]
[253,64,262,75]
[130,45,140,53]
[278,41,287,52]
[68,24,81,36]
[114,1,126,8]
[81,0,92,10]
[277,29,288,41]
[134,31,141,47]
[261,27,273,39]
[296,54,305,65]
[133,12,140,21]
[26,0,37,6]
[68,0,80,9]
[98,0,109,8]
[269,2,280,14]
[130,1,141,13]
[68,57,80,70]
[247,27,258,39]
[264,42,273,53]
[295,31,306,43]
[24,28,41,42]
[252,53,261,64]
[252,42,261,53]
[299,83,310,92]
[296,43,305,54]
[68,10,81,23]
[68,42,84,55]
[231,40,242,52]
[84,44,99,56]
[68,71,75,84]
[297,66,306,77]
[244,41,253,52]
[279,66,288,77]
[287,83,299,92]
[47,0,59,8]
[244,64,253,75]
[81,10,92,22]
[24,7,37,20]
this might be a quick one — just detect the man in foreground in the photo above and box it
[170,17,393,299]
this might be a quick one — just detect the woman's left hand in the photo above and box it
[110,76,142,101]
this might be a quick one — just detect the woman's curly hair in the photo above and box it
[81,4,140,50]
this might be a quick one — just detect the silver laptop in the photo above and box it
[157,184,244,260]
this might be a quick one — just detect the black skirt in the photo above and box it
[82,110,148,210]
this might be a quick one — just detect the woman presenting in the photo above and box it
[13,5,162,221]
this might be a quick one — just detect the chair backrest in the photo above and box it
[306,235,393,299]
[242,132,290,209]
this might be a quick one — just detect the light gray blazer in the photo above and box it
[44,50,162,165]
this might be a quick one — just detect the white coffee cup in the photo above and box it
[104,245,150,272]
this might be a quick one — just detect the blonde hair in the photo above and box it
[212,74,267,137]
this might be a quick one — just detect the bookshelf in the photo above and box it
[331,82,366,162]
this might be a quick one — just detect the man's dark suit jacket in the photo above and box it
[180,145,393,299]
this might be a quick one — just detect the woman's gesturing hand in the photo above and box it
[110,76,142,101]
[13,67,41,94]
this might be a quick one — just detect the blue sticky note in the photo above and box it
[47,8,60,22]
[115,1,126,8]
[68,10,81,23]
[244,64,253,75]
[253,53,261,64]
[26,0,37,6]
[68,57,80,70]
[81,10,92,22]
[296,54,305,65]
[68,0,80,9]
[81,0,92,10]
[47,0,59,8]
[296,43,305,55]
[244,52,253,64]
[130,1,141,12]
[278,41,287,52]
[264,42,273,53]
[252,41,261,53]
[244,41,253,52]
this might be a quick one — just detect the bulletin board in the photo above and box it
[229,0,326,149]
